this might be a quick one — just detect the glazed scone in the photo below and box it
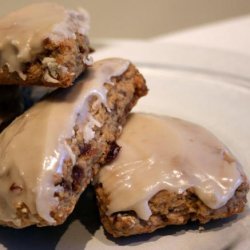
[0,3,91,88]
[95,113,249,237]
[0,58,147,228]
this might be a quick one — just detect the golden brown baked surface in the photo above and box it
[0,63,147,228]
[96,175,249,237]
[0,33,91,88]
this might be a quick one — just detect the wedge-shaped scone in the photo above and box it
[0,58,147,228]
[95,113,249,237]
[0,3,91,88]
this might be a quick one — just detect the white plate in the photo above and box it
[1,43,250,250]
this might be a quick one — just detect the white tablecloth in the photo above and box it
[152,15,250,55]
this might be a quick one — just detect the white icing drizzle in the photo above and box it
[0,2,89,79]
[0,58,130,225]
[84,115,102,143]
[99,113,243,221]
[83,56,94,66]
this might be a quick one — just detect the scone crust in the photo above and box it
[0,33,91,88]
[95,175,249,237]
[0,63,148,228]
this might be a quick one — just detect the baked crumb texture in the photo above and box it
[1,63,147,228]
[0,33,91,88]
[95,176,249,237]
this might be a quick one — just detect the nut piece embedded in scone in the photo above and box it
[0,58,148,228]
[0,3,91,88]
[95,113,249,237]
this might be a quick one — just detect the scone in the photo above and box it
[95,113,249,237]
[0,58,148,228]
[0,3,91,88]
